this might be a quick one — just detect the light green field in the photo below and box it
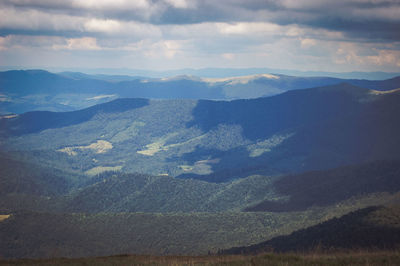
[85,165,122,176]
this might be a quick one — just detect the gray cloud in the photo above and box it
[1,0,399,41]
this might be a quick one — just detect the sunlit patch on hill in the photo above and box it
[57,140,113,156]
[370,88,400,95]
[0,214,10,222]
[203,74,280,85]
[137,133,179,156]
[0,114,17,119]
[247,133,294,157]
[179,158,220,175]
[85,94,117,101]
[85,165,122,176]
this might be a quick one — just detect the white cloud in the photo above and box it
[0,36,11,50]
[285,26,305,37]
[301,38,316,48]
[0,35,67,50]
[217,22,280,35]
[222,53,235,60]
[151,40,183,59]
[333,42,400,69]
[366,49,400,66]
[71,0,150,10]
[164,0,194,9]
[53,37,100,50]
[84,19,121,33]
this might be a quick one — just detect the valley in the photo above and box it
[0,70,400,260]
[2,0,400,263]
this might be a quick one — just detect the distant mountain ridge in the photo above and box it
[3,66,398,79]
[1,69,399,114]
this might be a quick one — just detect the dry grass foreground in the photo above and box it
[1,251,400,266]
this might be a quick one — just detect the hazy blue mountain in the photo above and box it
[0,70,117,114]
[3,66,397,79]
[0,70,110,95]
[1,69,399,114]
[58,71,144,82]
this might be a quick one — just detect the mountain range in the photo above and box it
[0,70,400,259]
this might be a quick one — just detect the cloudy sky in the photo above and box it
[1,0,400,73]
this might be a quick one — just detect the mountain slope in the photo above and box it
[0,153,77,197]
[245,160,400,212]
[0,153,86,213]
[223,205,400,254]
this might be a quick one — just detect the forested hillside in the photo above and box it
[2,83,400,182]
[223,206,400,254]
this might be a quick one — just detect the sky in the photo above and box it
[1,0,400,73]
